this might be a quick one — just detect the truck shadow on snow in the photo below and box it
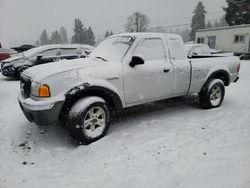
[0,76,19,81]
[20,95,200,148]
[110,95,200,130]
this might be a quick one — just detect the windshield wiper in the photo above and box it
[94,56,107,62]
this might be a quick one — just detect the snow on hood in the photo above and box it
[2,54,23,63]
[23,58,107,82]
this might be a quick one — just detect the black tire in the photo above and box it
[67,96,111,145]
[17,66,29,78]
[199,79,225,109]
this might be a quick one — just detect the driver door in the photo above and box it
[123,38,173,106]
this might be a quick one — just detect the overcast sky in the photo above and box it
[0,0,227,47]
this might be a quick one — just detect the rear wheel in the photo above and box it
[67,96,111,144]
[199,79,225,109]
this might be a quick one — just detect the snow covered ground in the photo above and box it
[0,61,250,188]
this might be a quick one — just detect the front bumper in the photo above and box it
[18,94,65,126]
[1,65,16,77]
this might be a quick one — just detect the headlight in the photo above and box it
[31,82,51,97]
[31,82,40,96]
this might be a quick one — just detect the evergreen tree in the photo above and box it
[50,30,62,44]
[40,29,49,45]
[71,18,86,44]
[212,16,228,28]
[189,1,207,41]
[105,31,110,38]
[219,16,229,27]
[181,28,192,42]
[60,26,68,44]
[206,21,213,28]
[125,12,150,32]
[104,30,114,38]
[85,26,96,46]
[224,0,250,26]
[34,41,40,47]
[214,20,220,27]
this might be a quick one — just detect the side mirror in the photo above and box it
[37,54,43,59]
[129,54,145,67]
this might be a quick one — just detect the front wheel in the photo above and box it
[199,79,225,109]
[67,96,111,144]
[17,66,29,78]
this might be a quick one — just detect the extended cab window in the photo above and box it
[169,38,186,60]
[134,38,165,61]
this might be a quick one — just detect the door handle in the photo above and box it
[163,69,170,73]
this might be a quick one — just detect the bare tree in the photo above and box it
[125,12,150,32]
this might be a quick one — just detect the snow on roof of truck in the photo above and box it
[112,32,182,39]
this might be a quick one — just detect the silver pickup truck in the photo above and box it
[18,33,240,144]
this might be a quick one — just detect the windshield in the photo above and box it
[89,36,134,62]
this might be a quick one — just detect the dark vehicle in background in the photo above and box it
[11,44,35,53]
[1,44,94,78]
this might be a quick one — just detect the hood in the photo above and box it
[2,54,23,63]
[23,58,107,82]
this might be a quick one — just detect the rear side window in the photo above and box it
[168,38,186,60]
[134,38,165,61]
[61,48,79,55]
[41,49,60,57]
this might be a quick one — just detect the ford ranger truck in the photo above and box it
[18,33,240,144]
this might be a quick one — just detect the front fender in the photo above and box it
[64,82,124,113]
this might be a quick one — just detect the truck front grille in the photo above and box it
[20,76,31,98]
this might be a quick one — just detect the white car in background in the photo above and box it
[185,43,211,57]
[1,44,94,78]
[185,43,234,58]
